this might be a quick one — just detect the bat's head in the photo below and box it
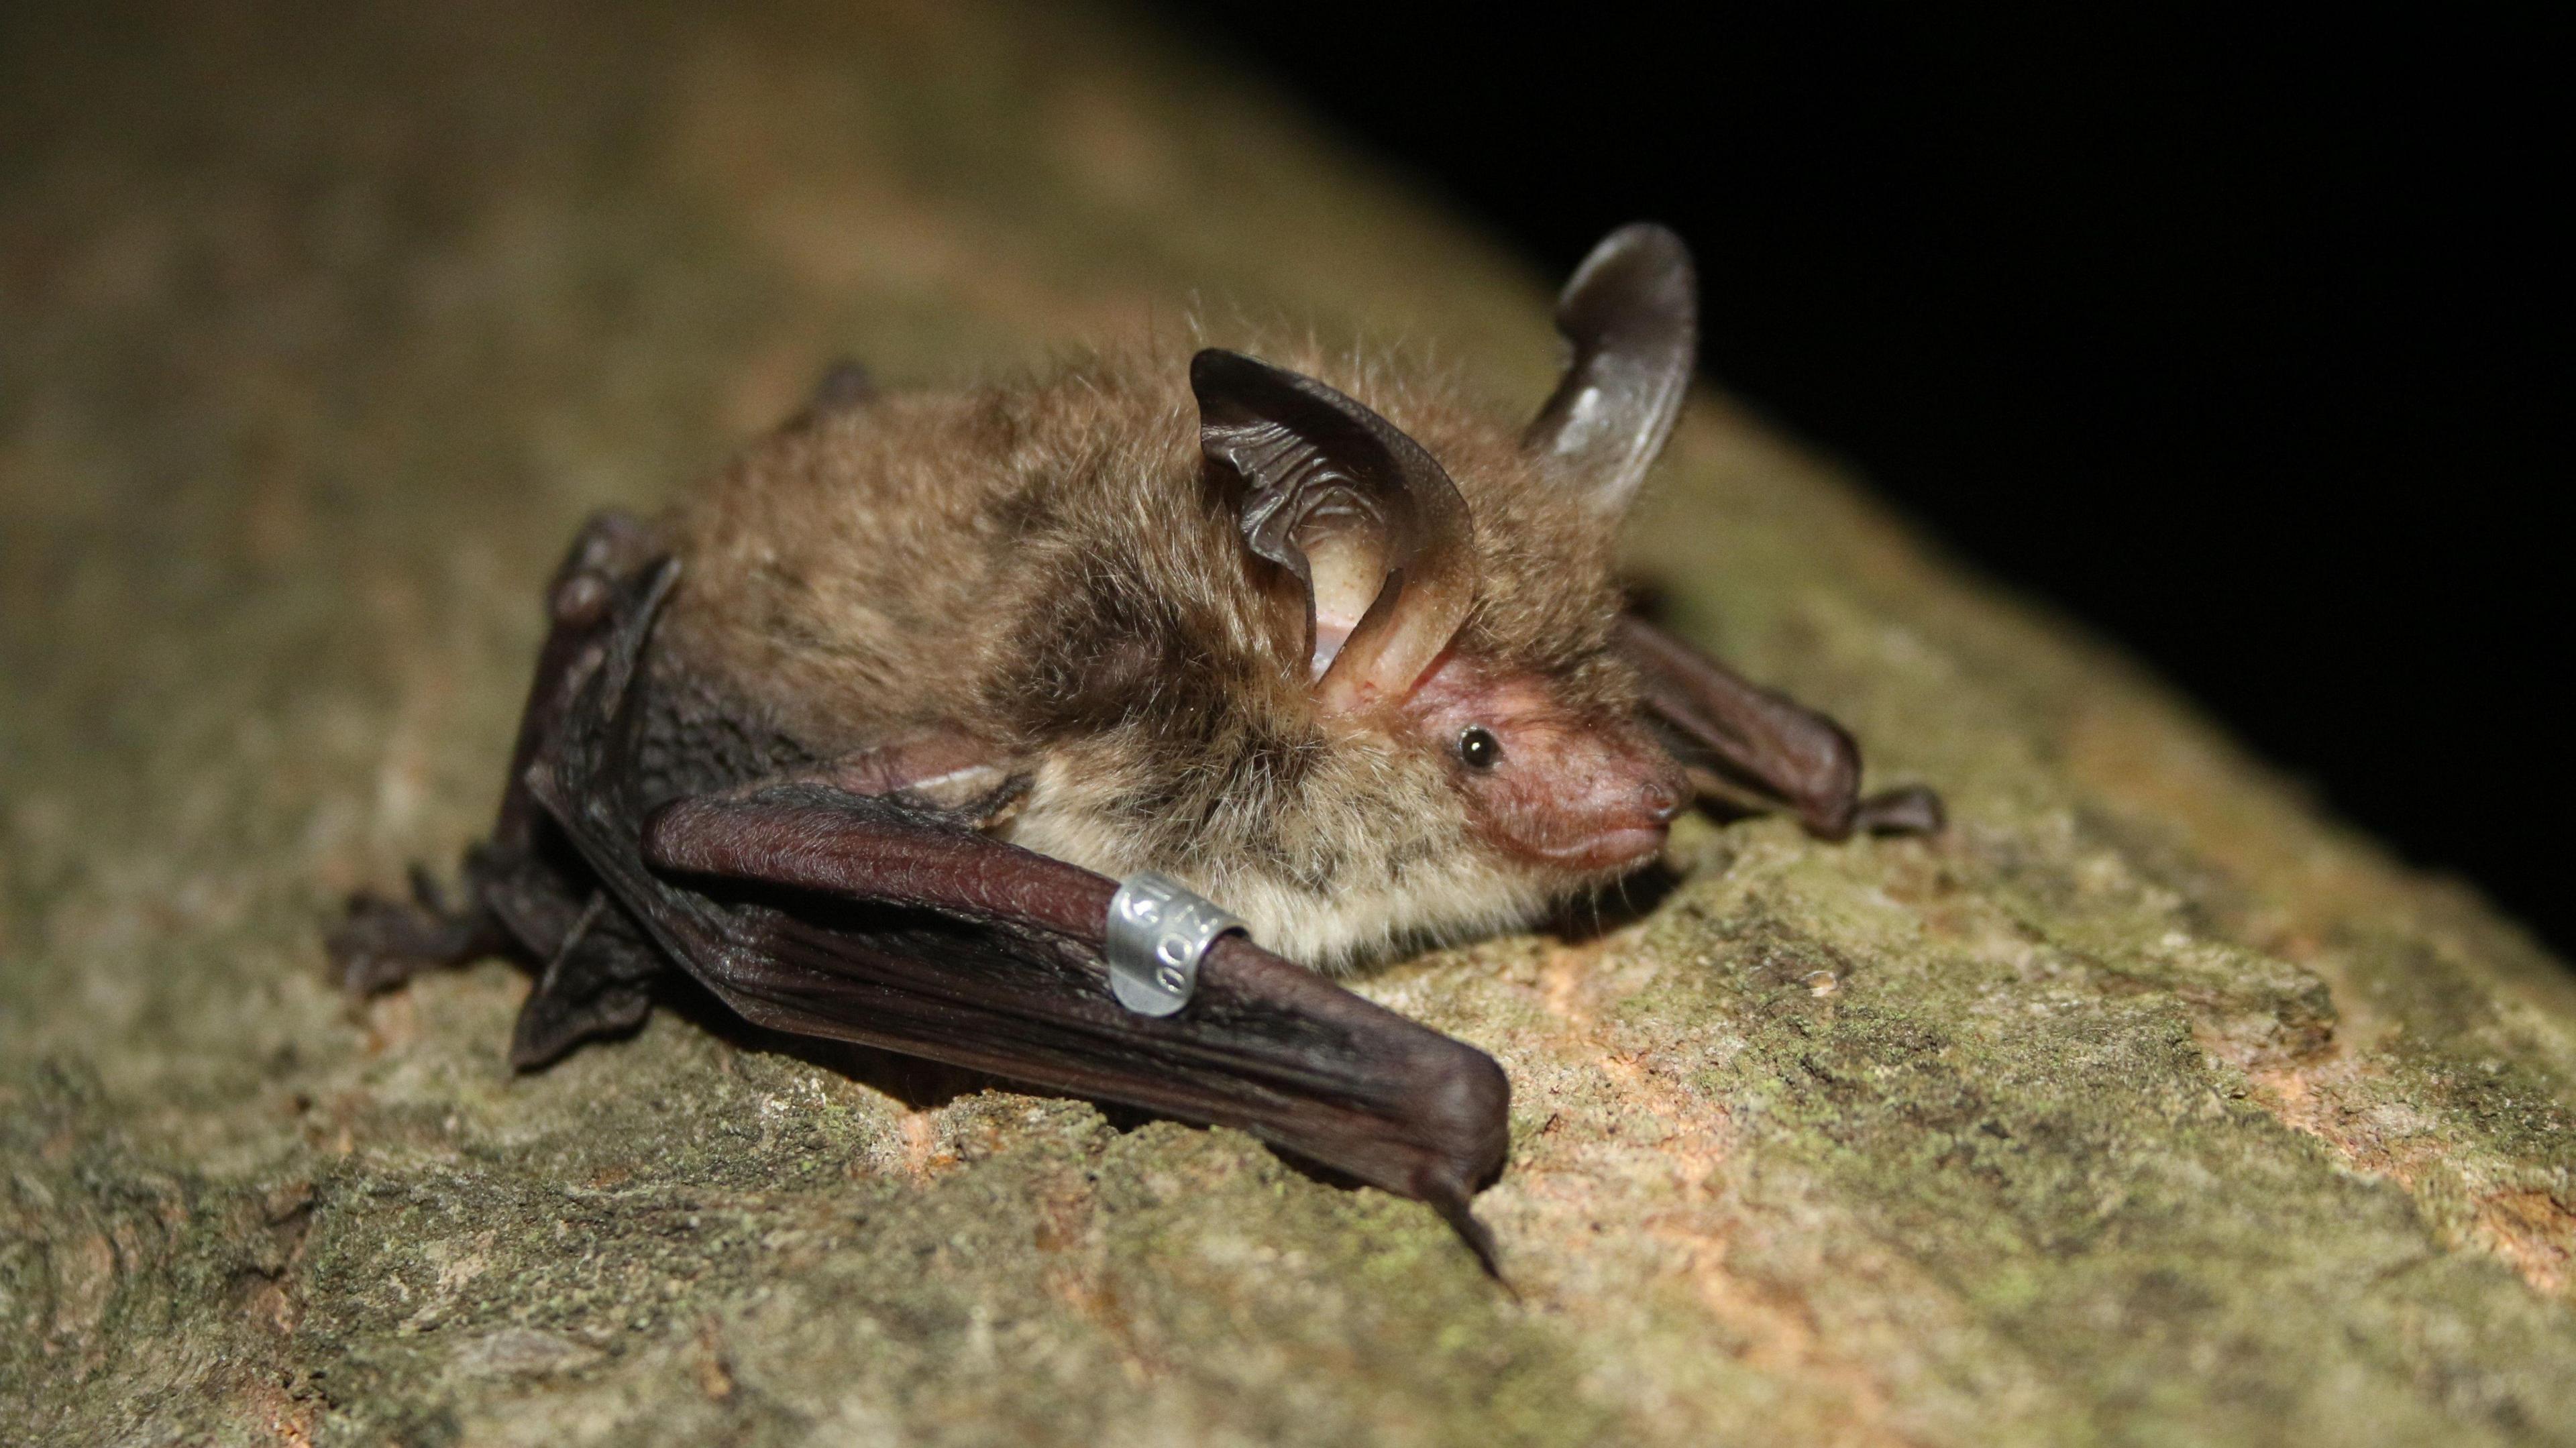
[1156,225,1701,964]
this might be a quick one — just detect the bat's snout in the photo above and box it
[1548,755,1688,871]
[1484,732,1688,874]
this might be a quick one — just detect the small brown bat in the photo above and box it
[332,223,1939,1270]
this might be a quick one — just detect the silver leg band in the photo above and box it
[1105,872,1246,1017]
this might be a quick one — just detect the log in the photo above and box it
[3,3,2569,1443]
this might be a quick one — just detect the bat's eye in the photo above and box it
[1456,725,1503,771]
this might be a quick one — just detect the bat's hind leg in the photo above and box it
[325,839,606,998]
[329,509,667,999]
[329,863,508,995]
[329,830,670,1071]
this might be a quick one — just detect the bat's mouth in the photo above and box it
[1516,822,1672,874]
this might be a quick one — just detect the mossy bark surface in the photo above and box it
[5,3,2572,1444]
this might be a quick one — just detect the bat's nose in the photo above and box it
[1639,767,1686,825]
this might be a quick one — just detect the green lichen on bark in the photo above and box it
[3,2,2572,1444]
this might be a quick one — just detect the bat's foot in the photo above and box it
[327,863,498,995]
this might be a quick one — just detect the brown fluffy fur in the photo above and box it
[657,335,1644,968]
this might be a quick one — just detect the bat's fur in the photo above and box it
[658,337,1648,968]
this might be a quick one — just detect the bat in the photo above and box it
[330,223,1941,1272]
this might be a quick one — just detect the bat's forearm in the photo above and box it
[641,786,1510,1264]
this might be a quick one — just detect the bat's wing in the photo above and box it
[331,510,686,1068]
[525,561,1513,1270]
[505,892,663,1070]
[1617,616,1943,838]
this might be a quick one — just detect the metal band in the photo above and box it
[1104,872,1245,1017]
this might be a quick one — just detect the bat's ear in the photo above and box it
[1193,349,1478,714]
[1521,223,1698,517]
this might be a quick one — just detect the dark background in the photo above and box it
[1155,4,2567,954]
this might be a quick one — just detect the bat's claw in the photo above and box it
[1420,1175,1511,1290]
[326,877,494,996]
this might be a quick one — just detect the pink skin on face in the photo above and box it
[1403,655,1688,873]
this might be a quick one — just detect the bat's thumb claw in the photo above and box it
[1424,1180,1509,1286]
